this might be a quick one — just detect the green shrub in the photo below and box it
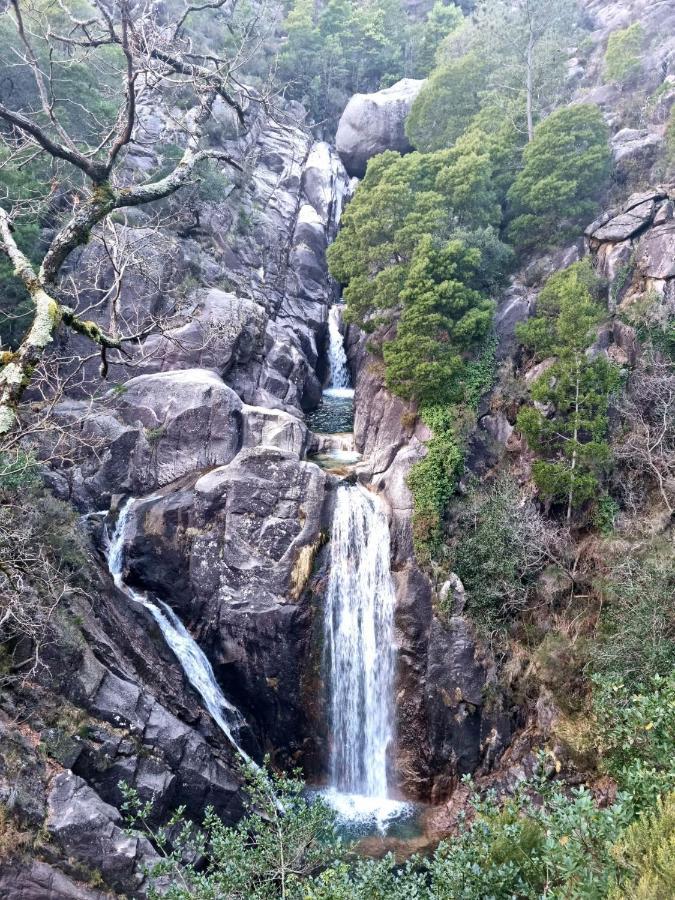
[140,761,635,900]
[122,760,343,900]
[382,237,494,405]
[407,405,463,562]
[406,51,488,152]
[517,262,619,518]
[610,792,675,899]
[0,451,40,493]
[593,494,620,534]
[451,477,568,636]
[594,673,675,812]
[427,776,630,900]
[592,555,675,688]
[604,23,644,85]
[666,106,675,168]
[277,0,458,131]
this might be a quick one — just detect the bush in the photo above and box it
[594,673,675,812]
[122,761,343,900]
[507,105,612,248]
[141,762,635,900]
[406,50,488,152]
[604,23,644,85]
[610,792,675,899]
[407,405,463,562]
[665,106,675,169]
[592,555,675,688]
[0,476,89,683]
[516,261,619,517]
[427,776,630,899]
[382,237,494,404]
[451,477,570,636]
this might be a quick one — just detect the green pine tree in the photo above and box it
[517,262,620,519]
[383,236,494,404]
[507,105,612,248]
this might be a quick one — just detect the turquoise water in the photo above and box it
[306,388,355,434]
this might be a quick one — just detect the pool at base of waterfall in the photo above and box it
[306,387,355,434]
[310,789,420,838]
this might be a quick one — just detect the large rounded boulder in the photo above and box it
[335,78,425,178]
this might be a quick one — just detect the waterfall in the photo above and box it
[324,485,397,807]
[326,306,352,393]
[107,498,253,766]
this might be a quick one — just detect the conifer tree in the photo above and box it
[507,105,612,248]
[383,236,494,403]
[517,263,620,519]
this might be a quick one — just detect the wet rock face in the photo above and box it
[122,448,328,756]
[392,565,511,801]
[335,78,425,177]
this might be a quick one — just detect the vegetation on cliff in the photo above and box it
[278,0,462,131]
[136,669,675,898]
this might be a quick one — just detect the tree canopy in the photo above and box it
[507,104,612,248]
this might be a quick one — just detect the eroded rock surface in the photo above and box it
[121,448,329,757]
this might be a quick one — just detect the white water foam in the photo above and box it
[326,306,351,390]
[323,484,400,830]
[106,497,253,766]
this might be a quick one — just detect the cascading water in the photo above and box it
[325,305,351,392]
[107,497,253,766]
[307,306,356,439]
[323,485,407,827]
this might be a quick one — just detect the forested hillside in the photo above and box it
[0,0,674,897]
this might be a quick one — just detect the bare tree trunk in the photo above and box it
[567,354,581,521]
[526,14,535,142]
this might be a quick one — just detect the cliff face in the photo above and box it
[1,105,354,897]
[2,0,675,894]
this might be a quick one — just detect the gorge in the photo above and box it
[1,0,675,897]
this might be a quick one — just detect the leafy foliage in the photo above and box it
[507,105,612,248]
[406,49,488,152]
[610,792,675,899]
[594,673,675,813]
[277,0,462,132]
[407,0,579,152]
[383,237,494,404]
[121,761,342,900]
[451,477,569,635]
[604,23,644,85]
[407,405,463,562]
[141,761,643,900]
[427,775,630,900]
[592,554,675,689]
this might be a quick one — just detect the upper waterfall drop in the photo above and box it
[107,498,254,767]
[326,305,352,394]
[324,484,404,825]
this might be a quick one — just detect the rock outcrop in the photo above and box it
[335,78,425,177]
[120,447,330,760]
[45,772,160,895]
[587,188,675,303]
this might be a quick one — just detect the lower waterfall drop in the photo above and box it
[107,497,254,767]
[324,484,407,828]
